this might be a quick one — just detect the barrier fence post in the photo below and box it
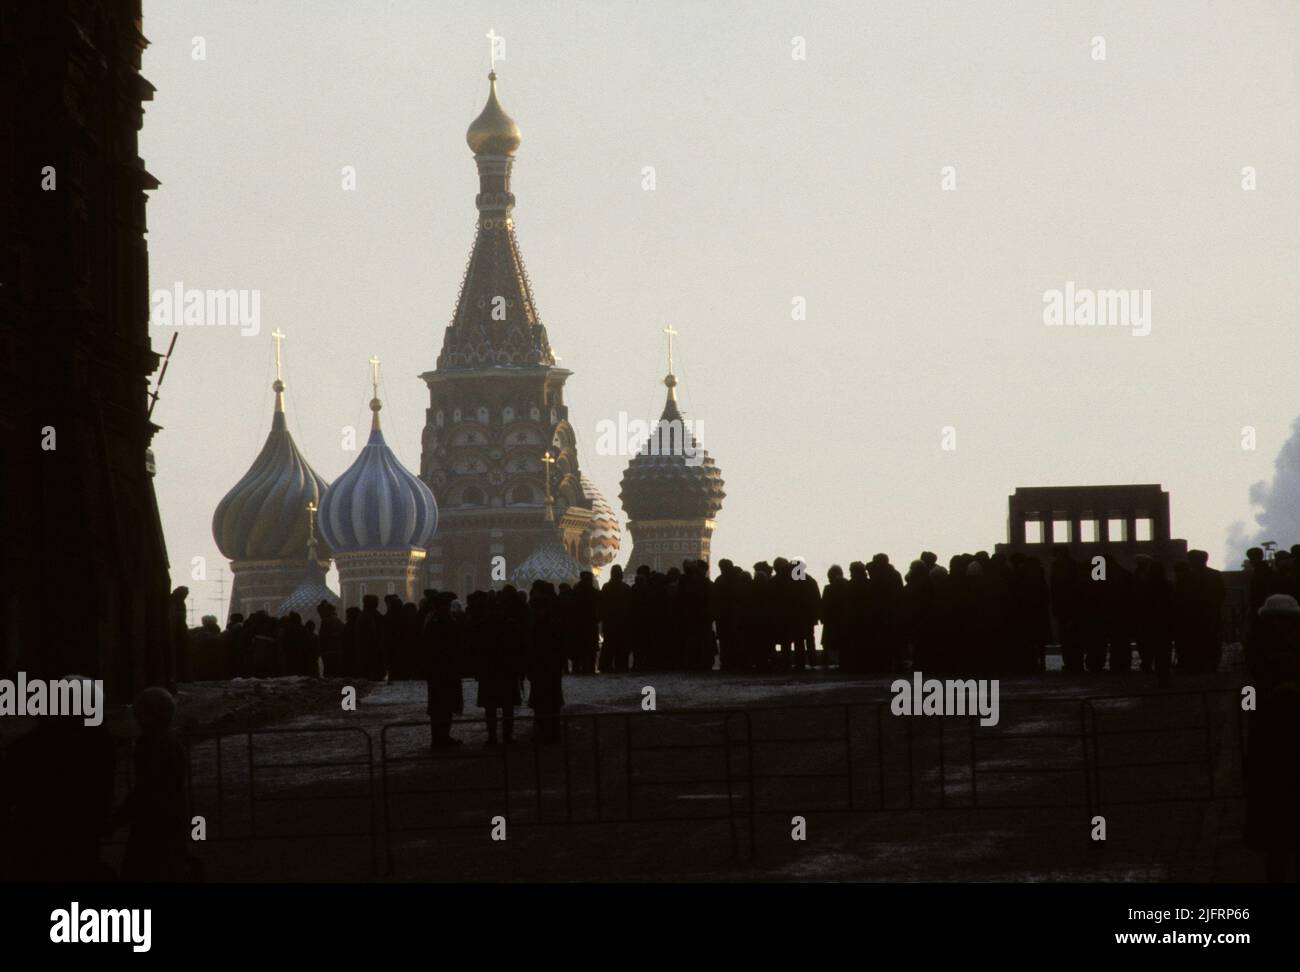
[534,725,544,824]
[723,711,738,859]
[1200,690,1217,799]
[216,733,225,839]
[563,716,574,823]
[183,736,195,831]
[381,726,394,877]
[906,714,915,810]
[748,712,759,852]
[365,731,377,878]
[745,710,756,857]
[843,704,854,811]
[624,713,634,823]
[1235,688,1248,799]
[501,724,511,821]
[1087,700,1103,846]
[938,717,946,809]
[1079,700,1093,826]
[875,703,885,811]
[247,731,256,838]
[592,714,602,823]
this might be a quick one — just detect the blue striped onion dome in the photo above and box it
[213,380,331,562]
[319,399,438,553]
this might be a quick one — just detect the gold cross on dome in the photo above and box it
[271,328,286,381]
[540,451,556,500]
[305,500,319,559]
[369,355,381,399]
[486,28,502,70]
[663,324,678,375]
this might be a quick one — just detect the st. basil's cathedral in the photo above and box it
[212,71,723,618]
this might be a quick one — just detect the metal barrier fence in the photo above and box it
[181,726,377,878]
[13,685,1239,879]
[374,687,1244,873]
[378,710,751,874]
[1083,689,1246,810]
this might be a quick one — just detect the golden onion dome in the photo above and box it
[466,71,521,156]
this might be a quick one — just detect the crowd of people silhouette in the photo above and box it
[177,545,1243,694]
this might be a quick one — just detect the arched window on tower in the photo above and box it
[476,405,489,424]
[502,406,515,424]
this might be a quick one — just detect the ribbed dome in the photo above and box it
[512,530,584,589]
[212,384,331,562]
[466,71,521,156]
[276,562,340,619]
[620,382,725,522]
[319,402,438,553]
[580,474,621,568]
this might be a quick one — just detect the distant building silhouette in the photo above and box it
[995,484,1188,569]
[418,71,617,592]
[1,2,171,697]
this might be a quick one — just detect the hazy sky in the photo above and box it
[139,1,1299,618]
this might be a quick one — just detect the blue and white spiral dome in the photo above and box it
[319,397,438,552]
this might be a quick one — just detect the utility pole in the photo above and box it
[209,566,228,623]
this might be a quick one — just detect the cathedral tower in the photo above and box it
[419,70,597,594]
[321,360,438,609]
[620,331,725,572]
[213,335,332,618]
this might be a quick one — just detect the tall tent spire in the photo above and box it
[436,69,555,371]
